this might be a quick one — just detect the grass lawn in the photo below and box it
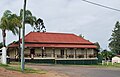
[1,62,120,73]
[96,62,120,68]
[51,62,120,68]
[73,62,120,68]
[0,63,46,74]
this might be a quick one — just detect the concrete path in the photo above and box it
[27,64,120,77]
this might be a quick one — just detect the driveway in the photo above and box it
[27,64,120,77]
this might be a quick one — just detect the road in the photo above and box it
[27,64,120,77]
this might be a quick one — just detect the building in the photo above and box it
[8,32,98,64]
[112,55,120,63]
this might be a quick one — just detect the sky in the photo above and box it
[0,0,120,50]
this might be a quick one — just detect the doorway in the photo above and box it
[60,49,64,58]
[30,48,35,59]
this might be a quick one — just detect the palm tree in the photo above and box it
[16,10,46,61]
[19,9,36,26]
[17,9,36,61]
[0,10,21,47]
[0,10,11,47]
[0,10,21,64]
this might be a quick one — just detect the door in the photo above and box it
[60,49,64,58]
[30,48,35,59]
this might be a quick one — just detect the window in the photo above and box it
[69,48,74,58]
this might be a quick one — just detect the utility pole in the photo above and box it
[21,0,27,72]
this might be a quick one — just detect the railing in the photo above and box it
[24,53,96,59]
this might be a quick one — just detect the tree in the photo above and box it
[101,49,115,60]
[79,34,84,38]
[109,21,120,55]
[94,42,100,51]
[17,9,36,61]
[0,10,20,47]
[0,10,21,64]
[19,9,36,26]
[34,18,46,32]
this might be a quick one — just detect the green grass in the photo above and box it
[6,66,46,74]
[50,62,120,68]
[0,63,46,74]
[75,62,120,68]
[0,63,9,67]
[97,62,120,68]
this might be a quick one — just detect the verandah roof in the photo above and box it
[9,43,96,48]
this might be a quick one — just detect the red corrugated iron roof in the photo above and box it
[25,32,93,44]
[9,43,96,48]
[8,32,97,48]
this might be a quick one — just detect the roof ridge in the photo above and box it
[29,31,74,35]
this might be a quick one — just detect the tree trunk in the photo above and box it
[2,30,7,64]
[2,30,6,47]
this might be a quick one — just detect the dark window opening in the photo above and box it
[30,48,35,59]
[60,49,64,58]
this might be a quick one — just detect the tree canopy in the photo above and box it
[100,49,114,60]
[79,34,84,38]
[0,10,19,34]
[94,42,100,51]
[109,21,120,55]
[34,18,46,32]
[0,10,21,46]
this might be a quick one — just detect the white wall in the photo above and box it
[112,56,120,63]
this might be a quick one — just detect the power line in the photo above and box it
[82,0,120,12]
